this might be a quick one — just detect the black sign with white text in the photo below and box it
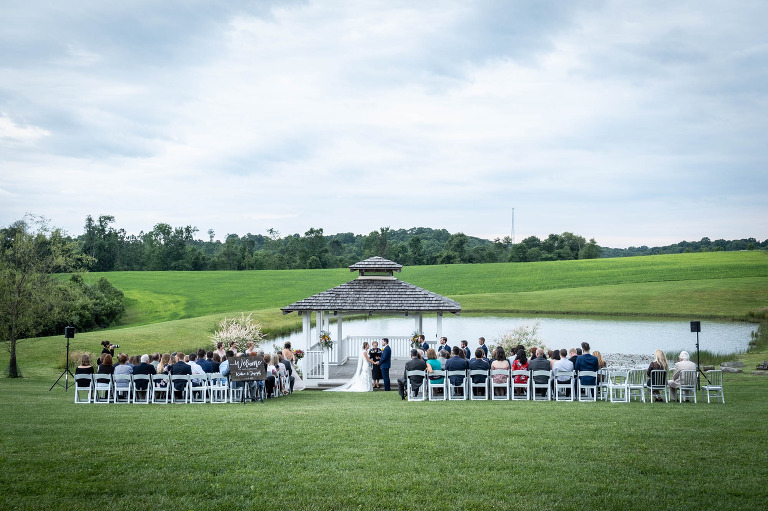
[229,356,266,381]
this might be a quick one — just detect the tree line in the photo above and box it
[77,215,611,271]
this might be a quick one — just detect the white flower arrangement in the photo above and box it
[211,312,265,353]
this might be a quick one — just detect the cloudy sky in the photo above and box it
[1,1,766,247]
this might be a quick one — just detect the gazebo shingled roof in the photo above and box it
[281,256,461,314]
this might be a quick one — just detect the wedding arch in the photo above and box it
[281,256,461,380]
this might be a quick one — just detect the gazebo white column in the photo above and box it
[414,313,423,336]
[436,312,443,341]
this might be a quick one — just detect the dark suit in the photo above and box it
[574,353,599,386]
[437,343,451,356]
[380,345,392,391]
[397,357,427,398]
[169,360,192,395]
[529,356,551,388]
[421,341,429,352]
[197,358,213,373]
[468,359,490,383]
[132,362,156,390]
[445,356,469,387]
[462,347,471,360]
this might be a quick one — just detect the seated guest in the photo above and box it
[196,348,213,373]
[552,348,574,395]
[132,354,155,398]
[469,348,490,396]
[574,342,600,389]
[593,350,607,369]
[150,352,161,371]
[210,352,221,373]
[529,347,538,360]
[491,347,511,396]
[511,349,529,395]
[397,349,428,399]
[264,353,278,398]
[278,353,295,393]
[668,351,696,401]
[187,353,206,398]
[158,353,171,375]
[113,353,133,397]
[647,349,669,401]
[169,352,191,399]
[568,348,578,366]
[549,348,560,369]
[445,346,469,394]
[96,354,114,400]
[75,354,94,386]
[425,348,444,386]
[529,348,551,396]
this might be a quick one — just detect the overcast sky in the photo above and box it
[1,1,766,248]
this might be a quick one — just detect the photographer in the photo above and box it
[99,340,119,365]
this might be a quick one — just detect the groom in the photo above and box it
[380,338,391,391]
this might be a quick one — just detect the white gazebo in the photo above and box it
[281,256,461,380]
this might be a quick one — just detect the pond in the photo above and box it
[273,314,757,355]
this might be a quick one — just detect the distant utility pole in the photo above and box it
[511,207,515,245]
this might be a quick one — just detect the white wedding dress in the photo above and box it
[326,349,373,392]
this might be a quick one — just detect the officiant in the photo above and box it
[369,341,383,389]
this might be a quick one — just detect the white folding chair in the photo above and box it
[406,370,427,401]
[553,370,575,402]
[598,368,610,400]
[189,374,207,403]
[701,369,724,404]
[446,370,468,401]
[74,374,94,403]
[229,377,244,403]
[510,370,529,401]
[576,371,598,402]
[151,374,170,404]
[131,374,152,404]
[469,370,489,400]
[208,373,228,403]
[608,370,629,403]
[113,374,132,403]
[530,370,551,401]
[678,370,697,403]
[648,369,669,403]
[627,369,646,402]
[491,369,510,400]
[93,374,113,403]
[427,370,446,401]
[171,374,191,403]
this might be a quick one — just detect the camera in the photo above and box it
[112,344,120,349]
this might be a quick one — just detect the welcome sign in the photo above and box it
[228,356,266,381]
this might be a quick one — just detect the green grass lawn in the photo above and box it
[3,251,768,510]
[1,373,767,510]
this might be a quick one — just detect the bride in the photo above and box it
[327,342,374,392]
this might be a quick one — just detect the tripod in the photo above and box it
[50,328,75,391]
[694,329,711,391]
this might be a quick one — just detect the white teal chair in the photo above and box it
[491,369,510,401]
[608,370,629,403]
[678,370,697,403]
[74,374,94,403]
[648,369,669,403]
[702,370,724,404]
[151,374,170,404]
[446,370,468,401]
[553,370,575,402]
[530,370,551,401]
[576,371,598,402]
[469,370,489,400]
[627,369,646,402]
[131,374,151,404]
[427,370,446,401]
[406,370,427,401]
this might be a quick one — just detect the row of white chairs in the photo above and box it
[404,368,724,403]
[73,372,291,404]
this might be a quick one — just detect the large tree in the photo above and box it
[0,216,91,377]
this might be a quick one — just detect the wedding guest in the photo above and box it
[568,348,579,366]
[461,340,471,360]
[668,351,696,401]
[478,337,489,358]
[425,348,444,386]
[264,353,277,398]
[438,347,449,368]
[574,342,600,390]
[552,348,574,396]
[133,354,155,398]
[593,350,607,369]
[529,348,551,397]
[511,349,529,395]
[113,353,133,391]
[169,352,191,399]
[196,348,213,373]
[275,354,289,395]
[647,349,669,401]
[75,354,94,386]
[530,346,538,360]
[158,353,172,375]
[210,352,221,373]
[420,334,429,353]
[397,349,428,400]
[469,348,490,396]
[549,348,560,369]
[150,353,161,371]
[369,341,383,389]
[491,347,511,396]
[276,353,294,393]
[214,342,226,360]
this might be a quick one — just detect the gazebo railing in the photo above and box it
[343,336,413,359]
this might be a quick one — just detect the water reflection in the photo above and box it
[272,314,756,355]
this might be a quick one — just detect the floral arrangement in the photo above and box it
[319,330,333,350]
[293,349,305,361]
[489,322,546,356]
[210,312,265,354]
[410,331,421,348]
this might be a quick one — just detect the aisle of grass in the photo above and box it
[1,372,767,510]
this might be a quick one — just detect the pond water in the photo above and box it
[273,314,757,355]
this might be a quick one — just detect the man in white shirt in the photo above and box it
[552,348,575,397]
[668,351,696,400]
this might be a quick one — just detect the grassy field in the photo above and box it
[2,251,768,510]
